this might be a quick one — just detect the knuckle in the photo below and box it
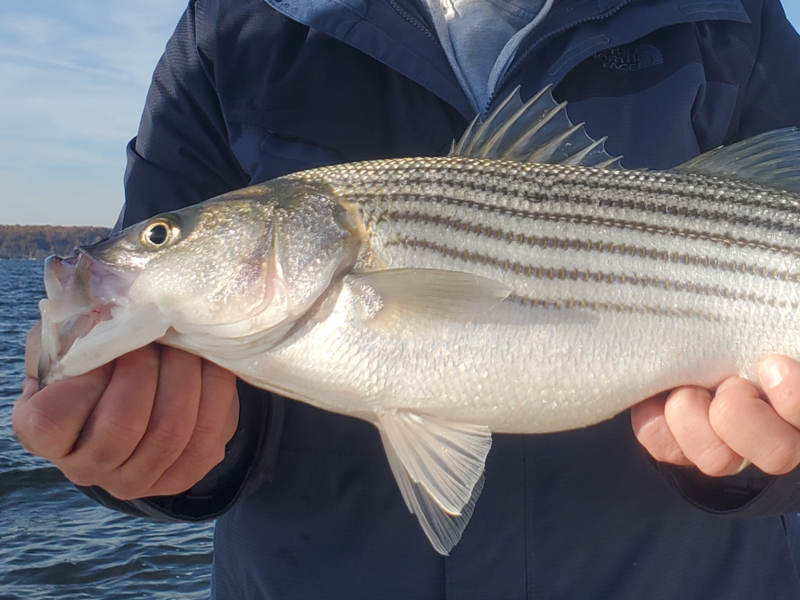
[660,445,689,466]
[132,344,162,372]
[149,419,193,451]
[669,385,711,408]
[66,470,101,488]
[84,444,128,469]
[107,480,148,501]
[202,359,234,386]
[102,416,147,447]
[78,422,143,468]
[191,418,222,439]
[663,387,710,429]
[59,460,109,488]
[150,472,200,497]
[708,393,737,429]
[633,413,688,465]
[12,403,68,457]
[100,470,156,500]
[66,474,95,488]
[694,445,738,477]
[75,368,115,401]
[757,442,800,475]
[149,446,227,497]
[634,411,667,445]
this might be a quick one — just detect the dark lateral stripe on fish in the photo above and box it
[387,237,799,312]
[359,196,800,257]
[508,293,731,323]
[342,159,800,219]
[381,209,800,282]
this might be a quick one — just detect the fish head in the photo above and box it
[38,180,364,384]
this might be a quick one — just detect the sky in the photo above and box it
[0,0,187,227]
[1,1,800,227]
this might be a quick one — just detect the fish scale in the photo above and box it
[283,158,800,324]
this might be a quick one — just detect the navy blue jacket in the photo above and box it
[83,0,800,597]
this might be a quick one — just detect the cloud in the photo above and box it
[0,0,187,226]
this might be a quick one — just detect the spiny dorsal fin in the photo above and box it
[674,127,800,194]
[451,85,622,169]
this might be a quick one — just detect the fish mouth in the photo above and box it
[38,247,140,385]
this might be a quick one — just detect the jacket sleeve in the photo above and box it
[78,0,283,521]
[728,0,800,140]
[659,0,800,518]
[657,461,800,517]
[121,0,249,227]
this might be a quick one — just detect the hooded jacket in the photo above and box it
[82,0,800,597]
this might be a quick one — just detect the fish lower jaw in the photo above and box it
[40,301,171,384]
[38,299,117,383]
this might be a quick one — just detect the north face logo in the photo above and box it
[592,44,663,71]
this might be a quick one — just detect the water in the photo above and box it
[0,259,214,600]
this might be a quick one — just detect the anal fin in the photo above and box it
[377,409,492,555]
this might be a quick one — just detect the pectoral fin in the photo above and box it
[377,409,492,555]
[347,268,509,324]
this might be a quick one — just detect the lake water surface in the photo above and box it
[0,259,214,600]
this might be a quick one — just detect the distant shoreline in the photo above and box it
[0,225,111,260]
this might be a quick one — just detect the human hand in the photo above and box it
[631,355,800,477]
[12,322,239,499]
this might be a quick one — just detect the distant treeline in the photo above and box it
[0,225,112,259]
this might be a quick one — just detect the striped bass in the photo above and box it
[37,87,800,554]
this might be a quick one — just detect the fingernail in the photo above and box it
[732,458,750,475]
[759,359,784,390]
[20,377,38,398]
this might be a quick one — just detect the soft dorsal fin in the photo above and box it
[451,85,622,169]
[674,127,800,194]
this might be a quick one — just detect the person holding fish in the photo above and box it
[13,0,800,597]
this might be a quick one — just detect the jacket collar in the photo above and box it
[262,0,750,119]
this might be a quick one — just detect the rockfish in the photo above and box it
[38,87,800,554]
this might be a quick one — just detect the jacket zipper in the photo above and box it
[387,0,442,47]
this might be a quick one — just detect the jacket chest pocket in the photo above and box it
[227,121,346,185]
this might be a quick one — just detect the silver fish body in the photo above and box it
[38,88,800,555]
[233,156,800,435]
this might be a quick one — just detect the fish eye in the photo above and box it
[141,218,180,249]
